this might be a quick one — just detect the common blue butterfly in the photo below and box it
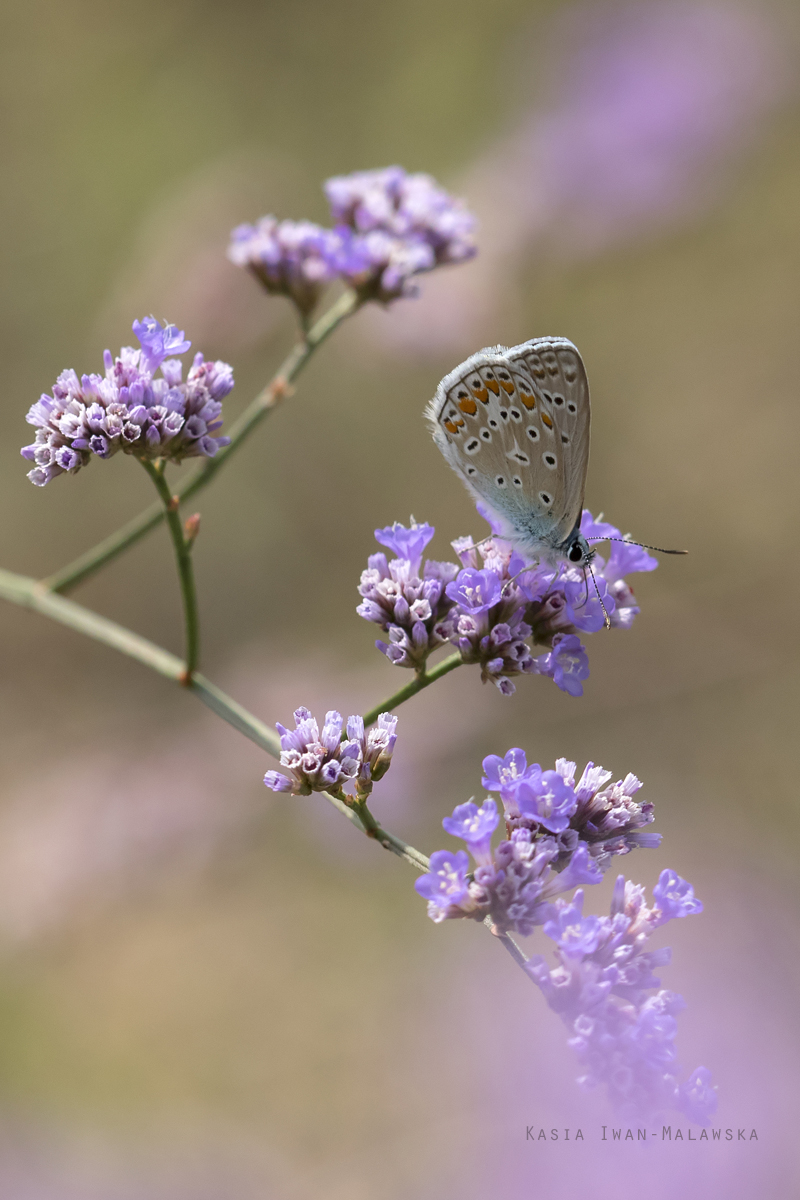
[426,337,594,568]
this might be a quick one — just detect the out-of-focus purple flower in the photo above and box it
[442,799,499,866]
[325,166,477,302]
[679,1066,718,1124]
[533,633,590,696]
[653,868,703,921]
[264,706,397,798]
[22,319,232,486]
[227,217,341,315]
[528,869,713,1121]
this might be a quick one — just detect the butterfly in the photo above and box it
[426,337,594,568]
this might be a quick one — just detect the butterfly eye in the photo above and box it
[568,544,583,563]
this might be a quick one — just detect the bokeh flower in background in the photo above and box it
[367,0,791,354]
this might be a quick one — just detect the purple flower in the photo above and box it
[533,633,590,696]
[414,850,472,922]
[325,166,476,302]
[543,890,604,958]
[515,770,578,834]
[653,868,703,921]
[528,870,712,1121]
[678,1066,718,1124]
[131,316,191,374]
[22,320,231,486]
[357,521,459,670]
[481,747,532,796]
[445,568,503,615]
[264,706,397,798]
[373,520,435,572]
[442,799,499,866]
[228,217,341,315]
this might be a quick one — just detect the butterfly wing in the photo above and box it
[425,337,591,559]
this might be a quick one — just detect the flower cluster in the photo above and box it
[527,874,715,1123]
[483,749,660,870]
[357,511,656,696]
[357,521,459,670]
[264,707,397,799]
[416,802,603,936]
[228,166,477,315]
[227,219,342,316]
[325,166,477,302]
[22,317,232,487]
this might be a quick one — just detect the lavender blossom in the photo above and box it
[325,166,477,302]
[357,520,459,670]
[22,319,232,486]
[227,217,341,315]
[415,797,602,937]
[527,874,716,1123]
[484,750,659,870]
[357,509,657,695]
[264,706,398,798]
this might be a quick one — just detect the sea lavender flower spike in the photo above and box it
[22,318,232,486]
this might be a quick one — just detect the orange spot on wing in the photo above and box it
[458,397,478,415]
[541,412,553,429]
[444,420,459,434]
[485,379,500,394]
[520,392,536,409]
[500,379,515,394]
[471,387,489,403]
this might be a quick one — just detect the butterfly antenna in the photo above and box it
[589,565,612,630]
[586,536,687,555]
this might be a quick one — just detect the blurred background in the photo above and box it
[1,0,799,1195]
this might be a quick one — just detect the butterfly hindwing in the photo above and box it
[426,337,591,561]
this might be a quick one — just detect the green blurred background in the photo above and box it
[1,0,799,1195]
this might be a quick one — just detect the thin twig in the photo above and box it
[141,459,200,679]
[361,651,464,727]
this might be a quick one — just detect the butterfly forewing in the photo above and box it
[426,337,591,562]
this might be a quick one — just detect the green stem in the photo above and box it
[355,799,431,872]
[0,567,281,757]
[141,459,200,679]
[42,289,361,595]
[0,566,528,976]
[361,651,464,727]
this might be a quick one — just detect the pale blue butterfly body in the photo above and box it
[426,337,594,568]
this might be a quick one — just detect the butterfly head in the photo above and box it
[564,531,595,570]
